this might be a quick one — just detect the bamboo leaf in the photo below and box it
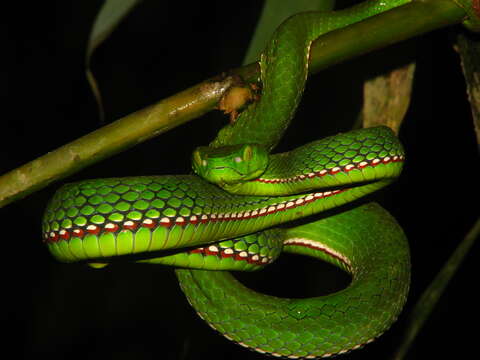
[393,217,480,359]
[242,0,335,65]
[86,0,142,122]
[456,31,480,144]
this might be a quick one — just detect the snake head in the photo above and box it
[192,144,269,187]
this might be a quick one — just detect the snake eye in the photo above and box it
[234,156,243,163]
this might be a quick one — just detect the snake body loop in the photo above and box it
[43,127,409,357]
[44,1,411,358]
[210,0,410,151]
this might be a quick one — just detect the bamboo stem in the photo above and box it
[0,0,470,208]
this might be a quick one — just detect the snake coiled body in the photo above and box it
[44,0,412,358]
[43,127,409,357]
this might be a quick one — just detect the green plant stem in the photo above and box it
[393,217,480,359]
[0,0,469,208]
[0,77,236,207]
[309,0,467,73]
[456,31,480,144]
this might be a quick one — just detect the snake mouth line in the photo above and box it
[210,166,245,174]
[255,155,404,184]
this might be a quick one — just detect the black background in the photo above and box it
[3,1,478,359]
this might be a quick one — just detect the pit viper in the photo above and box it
[43,0,412,358]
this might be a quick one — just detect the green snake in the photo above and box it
[43,1,412,358]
